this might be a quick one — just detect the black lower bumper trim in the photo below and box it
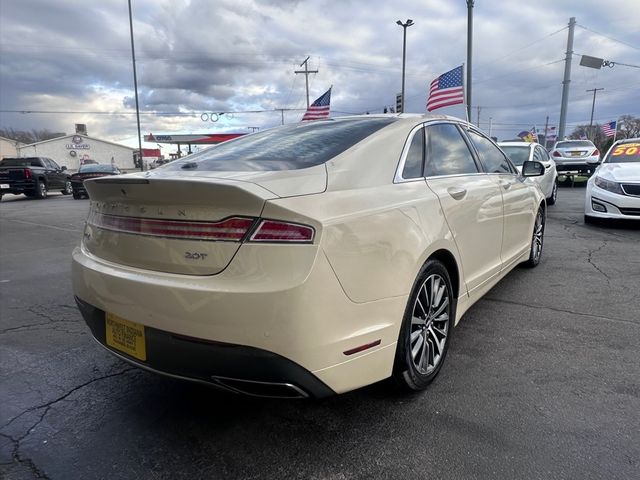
[75,296,335,398]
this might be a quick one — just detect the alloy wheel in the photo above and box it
[409,274,450,375]
[531,210,544,262]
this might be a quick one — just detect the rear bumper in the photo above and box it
[76,296,334,398]
[555,163,598,176]
[0,180,37,194]
[72,245,404,395]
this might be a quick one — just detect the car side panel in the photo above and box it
[426,174,504,295]
[491,174,536,267]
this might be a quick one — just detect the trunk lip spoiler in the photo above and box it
[93,178,150,184]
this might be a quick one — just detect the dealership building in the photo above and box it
[18,134,136,171]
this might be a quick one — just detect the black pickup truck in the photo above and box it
[0,157,72,200]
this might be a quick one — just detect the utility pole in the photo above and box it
[396,19,414,113]
[558,17,576,141]
[488,117,493,137]
[586,88,604,140]
[543,115,549,148]
[466,0,474,122]
[295,57,318,109]
[476,106,481,128]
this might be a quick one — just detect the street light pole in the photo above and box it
[586,87,604,140]
[396,19,414,113]
[127,0,143,172]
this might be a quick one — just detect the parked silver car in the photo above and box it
[550,140,600,177]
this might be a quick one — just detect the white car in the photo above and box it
[585,138,640,222]
[550,139,600,177]
[499,141,558,205]
[72,115,546,398]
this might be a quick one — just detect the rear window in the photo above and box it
[0,157,43,167]
[500,146,531,166]
[164,118,397,172]
[556,141,594,148]
[79,164,117,173]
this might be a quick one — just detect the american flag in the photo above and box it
[602,120,617,137]
[302,87,332,121]
[426,65,464,112]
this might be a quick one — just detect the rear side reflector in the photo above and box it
[249,220,314,243]
[88,212,254,241]
[343,339,382,356]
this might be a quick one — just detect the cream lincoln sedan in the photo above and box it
[72,115,546,398]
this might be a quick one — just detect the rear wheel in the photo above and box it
[61,179,72,195]
[35,180,48,199]
[72,191,82,199]
[394,259,455,391]
[523,207,545,267]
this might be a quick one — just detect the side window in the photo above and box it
[533,148,542,162]
[424,123,478,176]
[402,127,424,179]
[538,147,550,162]
[467,130,513,174]
[48,158,61,170]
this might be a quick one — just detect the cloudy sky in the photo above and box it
[0,0,638,151]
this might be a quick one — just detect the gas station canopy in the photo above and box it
[144,133,245,144]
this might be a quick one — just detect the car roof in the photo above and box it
[613,137,640,144]
[498,141,535,147]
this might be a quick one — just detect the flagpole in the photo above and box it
[462,62,470,124]
[613,117,618,142]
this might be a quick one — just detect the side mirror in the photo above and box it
[522,160,544,177]
[61,166,67,171]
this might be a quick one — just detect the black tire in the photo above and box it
[547,180,558,206]
[523,207,545,268]
[61,178,72,195]
[72,192,82,200]
[35,180,48,199]
[393,259,456,391]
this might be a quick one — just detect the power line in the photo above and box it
[475,25,567,72]
[576,24,640,51]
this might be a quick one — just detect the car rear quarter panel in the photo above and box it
[267,181,461,305]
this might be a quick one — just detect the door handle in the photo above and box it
[499,180,511,190]
[447,187,467,200]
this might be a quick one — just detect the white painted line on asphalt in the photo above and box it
[0,217,83,233]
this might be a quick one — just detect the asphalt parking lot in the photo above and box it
[1,185,638,480]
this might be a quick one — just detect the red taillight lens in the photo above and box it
[24,169,32,179]
[249,220,314,243]
[89,213,254,241]
[552,151,561,157]
[591,149,599,157]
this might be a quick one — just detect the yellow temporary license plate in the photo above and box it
[105,313,147,361]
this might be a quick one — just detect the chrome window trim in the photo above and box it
[393,119,483,184]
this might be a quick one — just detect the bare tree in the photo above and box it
[0,127,65,144]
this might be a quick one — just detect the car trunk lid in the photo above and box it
[82,175,278,275]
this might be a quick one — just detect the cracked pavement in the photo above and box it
[1,186,639,479]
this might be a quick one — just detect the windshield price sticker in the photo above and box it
[612,143,640,157]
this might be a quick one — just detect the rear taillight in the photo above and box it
[552,151,561,157]
[249,220,314,243]
[24,169,32,179]
[88,213,254,241]
[591,149,599,157]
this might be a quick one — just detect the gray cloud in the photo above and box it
[1,0,638,144]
